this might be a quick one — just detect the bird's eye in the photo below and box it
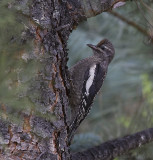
[101,46,106,50]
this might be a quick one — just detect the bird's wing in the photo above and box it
[69,63,106,141]
[81,63,106,112]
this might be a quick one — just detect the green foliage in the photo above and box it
[141,74,153,106]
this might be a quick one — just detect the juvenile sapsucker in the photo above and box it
[69,39,115,141]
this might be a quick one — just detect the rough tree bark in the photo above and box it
[0,0,153,160]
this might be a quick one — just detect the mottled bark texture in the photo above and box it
[1,0,152,160]
[0,0,85,159]
[80,0,127,18]
[80,0,113,17]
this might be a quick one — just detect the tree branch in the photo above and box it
[79,0,129,18]
[109,10,150,37]
[72,127,153,160]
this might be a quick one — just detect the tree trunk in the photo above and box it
[0,0,85,159]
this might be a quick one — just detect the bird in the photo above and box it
[68,39,115,141]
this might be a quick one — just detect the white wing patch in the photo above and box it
[85,64,96,96]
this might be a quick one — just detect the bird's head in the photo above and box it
[87,39,115,63]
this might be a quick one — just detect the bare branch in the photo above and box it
[79,0,129,18]
[109,10,149,37]
[72,127,153,160]
[109,10,153,43]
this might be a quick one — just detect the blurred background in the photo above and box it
[68,1,153,159]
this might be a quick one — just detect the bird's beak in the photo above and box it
[87,44,97,50]
[87,44,102,53]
